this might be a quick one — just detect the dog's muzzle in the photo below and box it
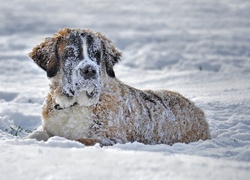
[67,63,100,98]
[79,65,97,80]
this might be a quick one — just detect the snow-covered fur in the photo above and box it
[28,28,211,146]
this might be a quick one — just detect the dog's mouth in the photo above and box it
[64,83,99,99]
[85,85,97,98]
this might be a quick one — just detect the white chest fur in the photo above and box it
[42,105,93,140]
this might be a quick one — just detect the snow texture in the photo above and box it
[0,0,250,179]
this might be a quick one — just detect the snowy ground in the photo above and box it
[0,0,250,179]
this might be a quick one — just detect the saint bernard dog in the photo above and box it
[27,28,211,146]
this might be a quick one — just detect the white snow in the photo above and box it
[0,0,250,179]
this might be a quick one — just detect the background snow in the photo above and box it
[0,0,250,179]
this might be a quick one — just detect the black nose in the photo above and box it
[79,65,97,79]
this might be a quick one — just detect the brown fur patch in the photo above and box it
[76,138,101,146]
[56,40,67,60]
[57,28,72,37]
[42,93,53,120]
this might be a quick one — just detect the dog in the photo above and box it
[27,28,211,146]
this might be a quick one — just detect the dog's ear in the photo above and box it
[100,37,122,78]
[29,37,59,78]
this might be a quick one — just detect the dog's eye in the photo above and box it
[94,51,101,60]
[87,36,93,46]
[67,47,75,57]
[89,50,100,65]
[63,47,80,60]
[87,46,100,62]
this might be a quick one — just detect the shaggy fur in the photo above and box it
[27,28,211,146]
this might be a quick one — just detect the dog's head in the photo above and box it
[29,28,121,107]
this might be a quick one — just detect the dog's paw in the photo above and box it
[25,130,51,141]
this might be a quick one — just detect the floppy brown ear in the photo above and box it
[29,37,59,78]
[101,38,122,78]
